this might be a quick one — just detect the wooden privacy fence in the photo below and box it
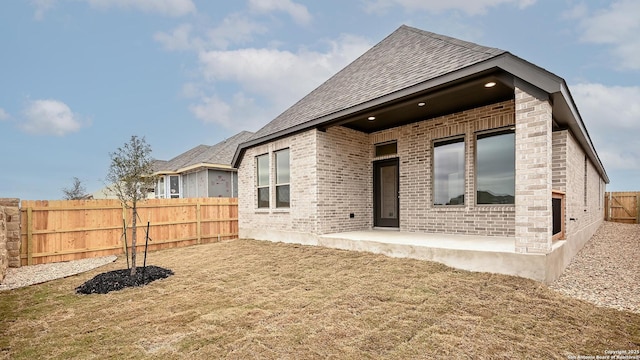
[604,192,640,224]
[20,198,238,266]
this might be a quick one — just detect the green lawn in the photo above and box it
[1,239,638,359]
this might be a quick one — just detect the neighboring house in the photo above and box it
[90,185,155,200]
[232,26,609,283]
[154,131,253,198]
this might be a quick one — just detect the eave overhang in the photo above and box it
[153,163,234,177]
[232,52,608,183]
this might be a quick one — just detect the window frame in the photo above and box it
[274,148,291,208]
[374,141,398,157]
[552,190,566,241]
[168,175,181,199]
[256,153,270,209]
[157,176,165,198]
[432,135,466,206]
[475,127,516,206]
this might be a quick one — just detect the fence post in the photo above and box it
[608,192,612,221]
[637,194,639,224]
[27,207,33,266]
[196,202,202,245]
[122,203,128,255]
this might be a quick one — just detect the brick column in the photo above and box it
[0,199,21,268]
[0,209,6,281]
[514,87,552,254]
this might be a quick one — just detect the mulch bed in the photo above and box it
[75,266,174,294]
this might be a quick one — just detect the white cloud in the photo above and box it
[363,0,536,15]
[198,34,372,111]
[574,0,640,70]
[187,34,371,130]
[189,93,268,131]
[206,14,268,49]
[0,108,10,121]
[155,15,267,51]
[154,24,201,51]
[189,95,232,127]
[30,0,56,20]
[248,0,312,25]
[21,99,87,136]
[572,83,640,170]
[84,0,196,17]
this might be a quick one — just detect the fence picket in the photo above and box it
[604,192,640,224]
[19,198,238,266]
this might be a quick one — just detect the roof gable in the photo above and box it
[154,130,253,173]
[249,25,505,141]
[232,25,607,183]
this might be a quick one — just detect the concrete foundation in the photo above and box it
[317,231,569,283]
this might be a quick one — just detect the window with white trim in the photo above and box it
[157,176,165,198]
[169,175,181,198]
[275,148,290,208]
[256,154,270,208]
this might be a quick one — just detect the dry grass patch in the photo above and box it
[1,239,639,359]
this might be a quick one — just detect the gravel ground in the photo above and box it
[550,221,640,314]
[0,255,117,291]
[1,222,638,314]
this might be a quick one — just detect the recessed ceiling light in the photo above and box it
[368,116,376,121]
[484,82,496,88]
[418,102,426,107]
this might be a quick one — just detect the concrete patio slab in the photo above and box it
[317,230,566,283]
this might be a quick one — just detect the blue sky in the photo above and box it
[0,0,638,199]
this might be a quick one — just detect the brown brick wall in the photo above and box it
[514,87,553,254]
[239,100,518,239]
[238,91,604,253]
[565,130,604,238]
[371,100,516,236]
[238,130,319,239]
[552,131,567,192]
[317,126,371,234]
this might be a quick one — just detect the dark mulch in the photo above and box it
[76,266,174,294]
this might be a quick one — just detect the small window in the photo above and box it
[275,148,290,208]
[584,156,588,207]
[157,176,165,198]
[375,141,397,157]
[433,137,465,205]
[256,154,269,208]
[169,175,181,198]
[476,129,515,205]
[552,191,565,240]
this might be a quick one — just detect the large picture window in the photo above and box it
[256,154,269,208]
[275,148,290,208]
[433,137,465,205]
[476,129,515,205]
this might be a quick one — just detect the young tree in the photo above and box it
[62,177,87,200]
[106,136,155,276]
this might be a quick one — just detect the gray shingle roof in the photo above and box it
[154,130,254,173]
[249,25,506,141]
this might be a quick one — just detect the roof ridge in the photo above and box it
[244,25,508,145]
[400,25,504,57]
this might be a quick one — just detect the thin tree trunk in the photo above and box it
[130,203,137,276]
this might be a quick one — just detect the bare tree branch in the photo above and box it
[106,135,156,276]
[62,177,87,200]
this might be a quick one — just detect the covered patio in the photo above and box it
[318,230,567,283]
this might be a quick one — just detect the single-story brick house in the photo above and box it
[153,130,253,198]
[231,25,608,283]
